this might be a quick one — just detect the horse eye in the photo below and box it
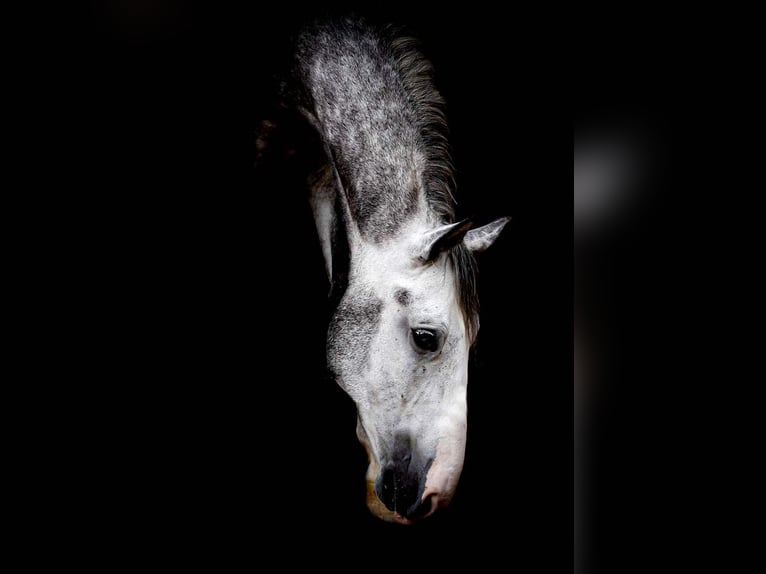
[412,329,439,353]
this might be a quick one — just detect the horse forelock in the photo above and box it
[449,243,480,344]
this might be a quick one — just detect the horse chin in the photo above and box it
[365,476,409,524]
[361,447,400,523]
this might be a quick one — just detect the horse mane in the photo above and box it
[389,27,480,342]
[389,31,455,223]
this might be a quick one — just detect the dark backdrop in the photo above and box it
[81,3,571,568]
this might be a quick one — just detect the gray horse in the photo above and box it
[265,18,508,523]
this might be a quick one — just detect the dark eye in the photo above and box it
[412,329,439,353]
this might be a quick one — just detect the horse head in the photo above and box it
[327,212,508,523]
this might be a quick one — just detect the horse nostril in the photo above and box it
[407,492,434,520]
[375,462,422,517]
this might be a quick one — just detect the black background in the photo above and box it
[50,3,762,571]
[77,3,570,568]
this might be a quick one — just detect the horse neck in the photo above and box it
[297,23,435,244]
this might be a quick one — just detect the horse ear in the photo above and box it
[463,217,510,253]
[419,219,475,262]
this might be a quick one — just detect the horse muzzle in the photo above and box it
[356,428,436,523]
[374,450,434,521]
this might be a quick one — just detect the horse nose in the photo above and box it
[374,453,429,519]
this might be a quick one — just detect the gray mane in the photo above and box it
[389,30,480,341]
[287,17,480,341]
[387,30,455,224]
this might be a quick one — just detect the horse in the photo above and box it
[259,17,508,524]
